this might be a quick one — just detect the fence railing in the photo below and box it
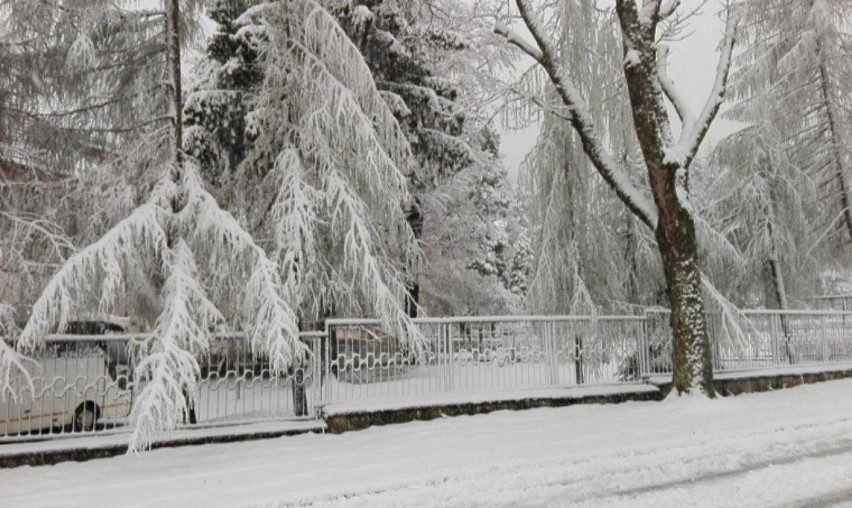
[2,310,852,441]
[323,316,647,405]
[0,333,322,441]
[644,309,852,375]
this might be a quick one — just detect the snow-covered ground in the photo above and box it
[3,380,852,507]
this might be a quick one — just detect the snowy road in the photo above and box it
[2,380,852,507]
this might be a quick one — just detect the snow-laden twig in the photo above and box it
[242,0,426,348]
[656,44,695,127]
[128,240,222,452]
[17,196,170,352]
[179,164,306,373]
[0,304,33,403]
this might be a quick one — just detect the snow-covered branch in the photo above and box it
[656,44,695,127]
[128,241,222,452]
[492,21,542,61]
[0,304,32,403]
[179,164,306,374]
[674,5,739,166]
[497,0,658,229]
[659,1,681,20]
[17,199,169,352]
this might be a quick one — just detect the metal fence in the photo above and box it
[323,316,647,405]
[1,333,321,441]
[643,309,852,375]
[2,310,852,441]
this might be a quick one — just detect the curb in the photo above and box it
[4,368,852,468]
[0,425,323,468]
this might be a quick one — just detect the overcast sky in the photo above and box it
[499,0,739,181]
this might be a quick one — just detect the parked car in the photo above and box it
[0,348,132,436]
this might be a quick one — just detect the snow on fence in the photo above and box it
[2,310,852,441]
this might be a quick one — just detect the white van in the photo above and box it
[0,348,133,436]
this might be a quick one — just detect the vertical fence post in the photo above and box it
[821,315,828,362]
[574,321,584,385]
[444,321,453,393]
[769,314,779,367]
[549,320,558,387]
[638,315,648,380]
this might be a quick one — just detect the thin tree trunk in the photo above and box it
[815,37,852,243]
[166,0,183,168]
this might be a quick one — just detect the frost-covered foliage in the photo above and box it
[16,159,307,451]
[184,0,264,192]
[0,303,30,403]
[329,0,524,315]
[0,0,209,316]
[222,0,426,345]
[185,0,522,317]
[512,2,660,315]
[3,0,313,451]
[706,125,825,308]
[727,0,852,256]
[426,155,531,315]
[508,2,661,314]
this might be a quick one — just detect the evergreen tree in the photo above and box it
[184,0,263,189]
[3,0,307,451]
[330,0,525,315]
[729,0,852,249]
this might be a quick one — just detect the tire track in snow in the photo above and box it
[279,417,852,507]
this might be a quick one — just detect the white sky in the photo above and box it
[499,0,740,181]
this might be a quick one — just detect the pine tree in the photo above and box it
[5,0,308,451]
[184,0,263,190]
[330,0,526,315]
[729,0,852,249]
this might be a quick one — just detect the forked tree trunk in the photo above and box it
[500,0,736,397]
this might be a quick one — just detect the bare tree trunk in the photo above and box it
[812,3,852,244]
[763,177,792,363]
[165,0,183,167]
[817,60,852,244]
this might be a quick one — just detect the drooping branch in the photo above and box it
[495,1,658,229]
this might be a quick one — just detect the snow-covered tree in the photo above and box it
[511,2,662,316]
[708,125,825,310]
[184,0,263,192]
[231,1,425,343]
[329,0,530,316]
[495,0,740,396]
[729,0,852,249]
[3,0,310,452]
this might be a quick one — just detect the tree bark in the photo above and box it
[165,0,183,167]
[650,168,715,396]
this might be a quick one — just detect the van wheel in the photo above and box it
[74,403,100,432]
